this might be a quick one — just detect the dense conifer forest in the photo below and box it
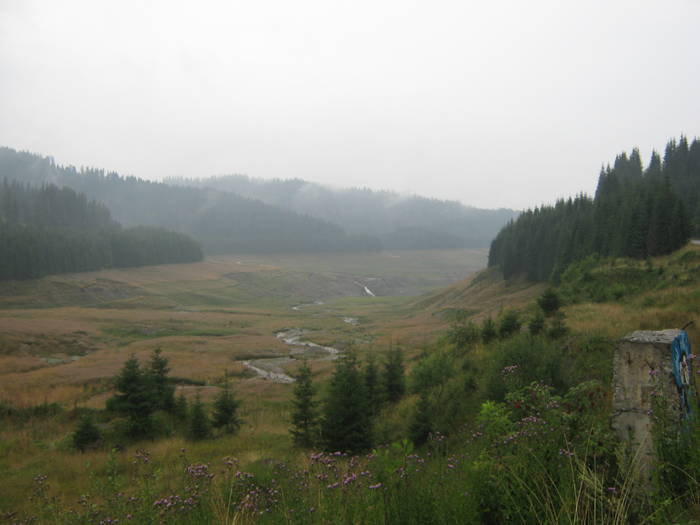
[0,148,381,254]
[167,174,517,249]
[0,147,517,253]
[488,137,698,281]
[0,180,202,280]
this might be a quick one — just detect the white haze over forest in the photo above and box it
[0,0,699,209]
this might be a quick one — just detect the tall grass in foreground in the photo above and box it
[8,381,700,524]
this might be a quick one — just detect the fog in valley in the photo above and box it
[5,3,700,523]
[2,0,699,211]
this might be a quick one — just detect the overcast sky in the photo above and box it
[1,0,698,210]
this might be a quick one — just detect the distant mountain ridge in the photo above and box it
[167,174,518,249]
[0,147,380,255]
[0,147,517,254]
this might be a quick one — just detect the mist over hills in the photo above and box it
[0,179,202,280]
[0,147,517,255]
[0,148,379,255]
[168,174,518,249]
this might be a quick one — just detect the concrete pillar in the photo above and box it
[611,329,692,476]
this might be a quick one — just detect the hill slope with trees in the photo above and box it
[0,180,202,280]
[0,148,382,254]
[166,174,518,249]
[488,137,697,282]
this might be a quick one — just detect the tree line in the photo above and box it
[0,179,202,280]
[489,138,696,282]
[0,147,383,254]
[168,174,518,250]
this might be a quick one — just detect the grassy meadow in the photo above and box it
[5,244,700,523]
[0,249,489,516]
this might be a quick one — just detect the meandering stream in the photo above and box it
[242,329,341,383]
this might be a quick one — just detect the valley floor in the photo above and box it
[0,248,515,514]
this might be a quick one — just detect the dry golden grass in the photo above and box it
[59,255,277,285]
[6,245,700,518]
[0,249,492,514]
[415,267,547,321]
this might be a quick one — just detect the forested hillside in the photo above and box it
[166,174,517,249]
[489,137,697,281]
[0,180,202,280]
[0,148,381,254]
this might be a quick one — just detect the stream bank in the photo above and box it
[242,329,340,383]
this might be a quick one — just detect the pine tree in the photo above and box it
[537,288,561,317]
[322,353,372,453]
[383,348,406,404]
[548,311,569,339]
[73,413,101,452]
[481,317,497,344]
[448,315,480,352]
[409,391,433,447]
[173,393,189,421]
[108,355,154,439]
[669,198,691,251]
[528,311,545,336]
[146,348,175,412]
[498,310,521,339]
[188,394,211,441]
[290,360,318,448]
[363,355,382,416]
[646,150,662,179]
[212,382,242,435]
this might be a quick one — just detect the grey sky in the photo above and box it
[1,0,698,210]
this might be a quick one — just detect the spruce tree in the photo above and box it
[188,394,211,441]
[548,311,569,339]
[108,355,154,439]
[409,391,433,447]
[73,413,101,452]
[528,311,545,336]
[481,317,497,344]
[448,315,480,352]
[498,310,521,339]
[290,360,318,448]
[322,353,372,453]
[173,393,189,421]
[537,288,561,317]
[146,348,175,412]
[383,348,406,404]
[212,382,242,435]
[363,355,382,416]
[646,150,662,179]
